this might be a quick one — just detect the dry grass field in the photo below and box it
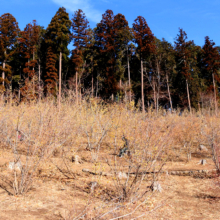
[0,98,220,219]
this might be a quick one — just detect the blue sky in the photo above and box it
[1,0,220,47]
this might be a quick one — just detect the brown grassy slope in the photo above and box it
[0,100,220,219]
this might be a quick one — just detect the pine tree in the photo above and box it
[0,13,20,95]
[202,36,220,114]
[18,21,40,79]
[160,39,175,110]
[36,26,46,97]
[18,21,41,100]
[45,7,71,106]
[95,10,131,99]
[84,28,96,97]
[71,9,89,104]
[147,38,176,111]
[113,13,132,99]
[147,38,166,112]
[95,10,117,99]
[133,16,155,111]
[174,29,197,112]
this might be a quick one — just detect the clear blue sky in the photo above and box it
[1,0,220,47]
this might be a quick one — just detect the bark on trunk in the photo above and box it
[59,51,62,110]
[19,66,21,102]
[18,89,20,102]
[186,79,191,113]
[2,50,6,89]
[32,52,35,97]
[76,71,78,104]
[33,52,35,71]
[141,59,145,112]
[153,81,156,110]
[38,63,40,84]
[127,52,131,102]
[166,74,173,110]
[10,83,12,105]
[2,61,5,88]
[2,60,5,101]
[38,63,41,99]
[157,89,159,113]
[96,74,98,98]
[213,72,218,115]
[156,62,160,114]
[79,77,81,104]
[92,73,94,98]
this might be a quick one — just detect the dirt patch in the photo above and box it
[0,152,220,219]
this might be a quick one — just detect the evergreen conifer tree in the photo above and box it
[0,13,20,95]
[202,36,220,114]
[174,29,198,111]
[95,10,131,99]
[133,16,155,111]
[45,7,71,105]
[71,9,89,104]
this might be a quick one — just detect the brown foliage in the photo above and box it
[45,47,58,95]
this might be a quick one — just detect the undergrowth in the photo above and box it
[0,97,219,218]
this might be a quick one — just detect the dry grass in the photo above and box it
[0,98,220,219]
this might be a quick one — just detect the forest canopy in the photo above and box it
[0,8,220,111]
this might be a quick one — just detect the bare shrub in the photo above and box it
[1,96,220,218]
[106,118,173,203]
[0,100,82,195]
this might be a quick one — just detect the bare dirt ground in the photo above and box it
[0,148,220,220]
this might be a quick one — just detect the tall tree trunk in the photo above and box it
[33,52,35,71]
[166,73,173,110]
[79,77,81,103]
[38,62,41,88]
[33,52,35,97]
[156,61,160,114]
[96,73,98,98]
[2,58,5,101]
[153,80,156,110]
[157,87,159,113]
[141,59,145,112]
[2,51,6,100]
[38,63,41,99]
[212,72,218,115]
[76,71,78,104]
[183,58,191,113]
[125,82,127,101]
[112,94,114,102]
[2,61,5,88]
[92,73,94,98]
[2,50,6,90]
[127,51,131,102]
[186,79,191,113]
[58,51,62,110]
[10,82,12,105]
[2,61,5,101]
[19,65,21,102]
[18,89,20,102]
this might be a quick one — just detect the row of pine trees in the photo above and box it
[0,7,220,111]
